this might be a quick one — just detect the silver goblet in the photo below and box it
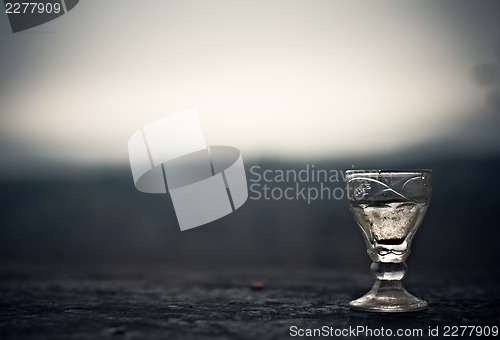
[346,170,432,312]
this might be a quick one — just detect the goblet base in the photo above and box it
[350,280,428,313]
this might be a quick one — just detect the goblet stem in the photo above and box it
[349,262,428,312]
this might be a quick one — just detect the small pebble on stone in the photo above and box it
[250,282,264,290]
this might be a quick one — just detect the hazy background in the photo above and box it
[0,0,499,273]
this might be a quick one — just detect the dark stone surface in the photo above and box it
[0,264,498,339]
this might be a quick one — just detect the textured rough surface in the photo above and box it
[0,265,498,339]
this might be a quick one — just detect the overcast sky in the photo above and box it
[0,0,499,167]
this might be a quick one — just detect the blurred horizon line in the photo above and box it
[0,143,498,180]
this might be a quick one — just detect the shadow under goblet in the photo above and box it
[346,170,432,312]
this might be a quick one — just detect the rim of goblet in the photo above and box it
[345,169,432,175]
